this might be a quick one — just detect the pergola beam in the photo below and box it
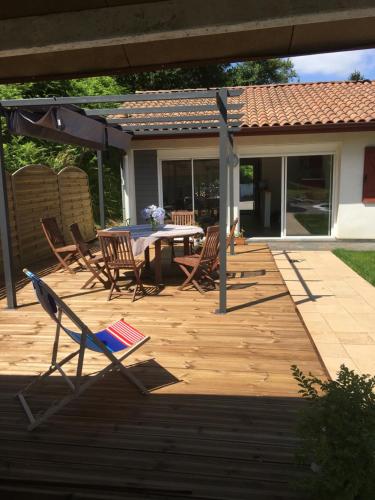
[108,113,243,124]
[128,127,240,136]
[0,89,243,108]
[123,122,242,132]
[86,104,242,116]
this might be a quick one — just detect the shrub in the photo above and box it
[291,364,375,500]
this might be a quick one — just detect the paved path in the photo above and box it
[272,250,375,379]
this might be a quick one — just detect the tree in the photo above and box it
[117,64,230,92]
[348,70,365,82]
[227,59,298,86]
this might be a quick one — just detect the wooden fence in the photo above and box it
[0,165,96,274]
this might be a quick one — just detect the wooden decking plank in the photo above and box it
[0,244,324,499]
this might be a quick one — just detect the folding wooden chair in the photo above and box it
[98,230,146,302]
[41,217,81,274]
[173,225,220,294]
[70,223,109,289]
[17,269,150,431]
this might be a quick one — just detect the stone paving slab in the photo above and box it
[272,249,375,379]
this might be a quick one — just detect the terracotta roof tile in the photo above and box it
[116,80,375,131]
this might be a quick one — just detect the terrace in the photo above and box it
[0,243,326,499]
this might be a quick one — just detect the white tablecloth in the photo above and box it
[108,224,204,256]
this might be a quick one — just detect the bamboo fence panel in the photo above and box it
[0,172,20,274]
[58,166,95,243]
[12,165,61,266]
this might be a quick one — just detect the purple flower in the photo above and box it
[142,205,165,224]
[152,207,165,223]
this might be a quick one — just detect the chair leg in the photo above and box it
[81,263,108,289]
[170,240,176,262]
[178,263,203,293]
[131,268,146,302]
[107,268,119,301]
[54,252,77,274]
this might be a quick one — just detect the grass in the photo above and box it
[333,249,375,286]
[294,213,329,235]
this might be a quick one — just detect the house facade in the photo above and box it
[121,81,375,240]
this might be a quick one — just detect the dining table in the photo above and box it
[108,224,204,284]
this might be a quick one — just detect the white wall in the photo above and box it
[131,130,375,239]
[336,133,375,239]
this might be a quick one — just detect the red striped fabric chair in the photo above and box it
[17,269,150,431]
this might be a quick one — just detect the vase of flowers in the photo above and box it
[142,205,165,230]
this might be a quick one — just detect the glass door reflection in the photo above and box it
[286,155,333,236]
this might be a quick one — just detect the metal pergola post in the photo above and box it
[97,150,105,229]
[0,116,17,308]
[216,89,229,314]
[228,133,235,256]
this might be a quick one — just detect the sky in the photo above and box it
[288,48,375,83]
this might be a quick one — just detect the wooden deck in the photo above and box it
[0,244,326,499]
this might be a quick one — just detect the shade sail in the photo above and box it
[6,106,132,151]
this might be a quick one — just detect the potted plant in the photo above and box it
[291,364,375,500]
[234,228,246,245]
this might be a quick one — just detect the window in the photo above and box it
[363,147,375,203]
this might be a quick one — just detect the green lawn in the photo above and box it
[333,249,375,286]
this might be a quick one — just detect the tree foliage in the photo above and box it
[227,59,297,86]
[348,70,366,82]
[0,59,297,222]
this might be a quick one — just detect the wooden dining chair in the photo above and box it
[41,217,82,274]
[171,211,195,226]
[173,225,220,294]
[169,210,196,259]
[97,230,146,302]
[70,223,109,289]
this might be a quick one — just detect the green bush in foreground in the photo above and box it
[291,364,375,500]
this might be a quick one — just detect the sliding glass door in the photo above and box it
[239,157,282,237]
[161,159,220,227]
[161,153,334,237]
[285,155,333,236]
[193,159,220,225]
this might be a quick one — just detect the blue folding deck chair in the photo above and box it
[17,269,150,431]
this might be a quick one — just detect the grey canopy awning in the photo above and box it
[6,105,132,151]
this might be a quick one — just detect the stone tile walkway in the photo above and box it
[272,249,375,379]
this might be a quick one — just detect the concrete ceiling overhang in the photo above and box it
[1,0,375,82]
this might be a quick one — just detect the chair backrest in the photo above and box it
[24,269,87,332]
[201,225,220,262]
[171,211,195,226]
[227,217,239,248]
[24,269,101,351]
[41,217,65,249]
[97,230,136,268]
[70,223,89,255]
